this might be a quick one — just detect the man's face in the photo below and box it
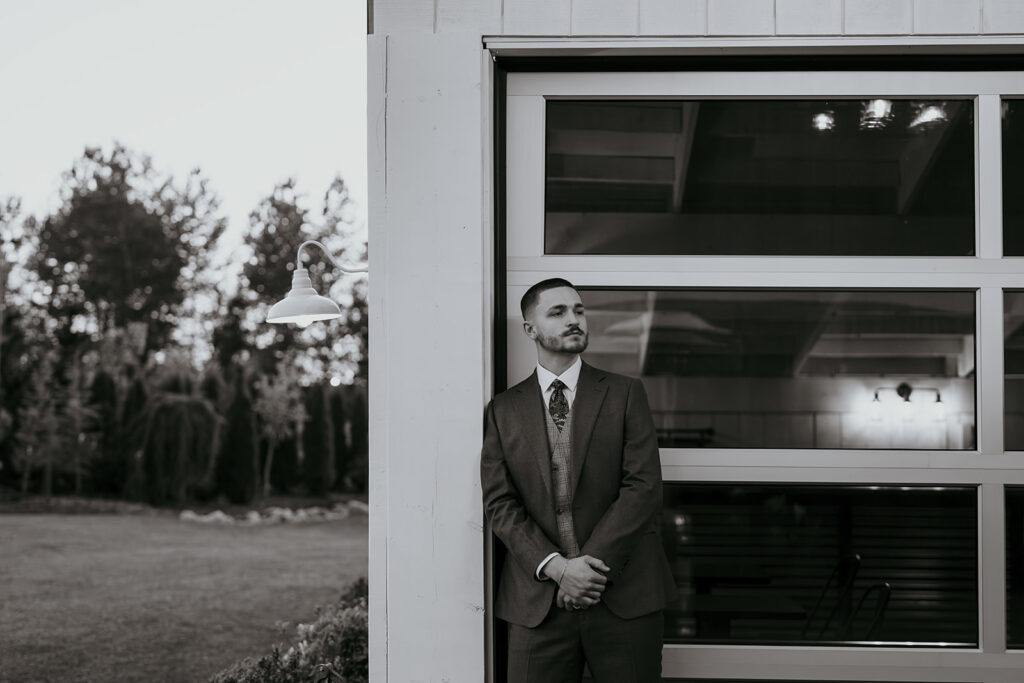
[524,286,589,355]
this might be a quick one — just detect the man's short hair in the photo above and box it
[520,278,578,319]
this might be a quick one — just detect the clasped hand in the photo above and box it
[554,555,609,611]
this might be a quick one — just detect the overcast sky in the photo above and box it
[0,0,367,265]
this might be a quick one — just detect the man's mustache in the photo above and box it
[564,327,584,336]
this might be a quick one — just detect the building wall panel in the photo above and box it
[370,30,488,683]
[707,0,775,35]
[438,0,501,33]
[572,0,639,35]
[374,0,435,33]
[845,0,914,34]
[638,0,706,35]
[983,0,1024,33]
[776,0,844,35]
[914,0,981,34]
[503,0,572,34]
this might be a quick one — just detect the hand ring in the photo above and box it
[572,603,581,610]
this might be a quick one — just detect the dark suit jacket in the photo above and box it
[481,361,677,628]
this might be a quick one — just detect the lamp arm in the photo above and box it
[296,240,368,274]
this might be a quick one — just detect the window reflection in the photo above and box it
[507,289,977,450]
[1004,100,1024,255]
[1005,291,1024,450]
[663,484,978,646]
[545,100,975,256]
[1008,486,1024,647]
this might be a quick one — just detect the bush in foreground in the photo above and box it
[211,578,368,683]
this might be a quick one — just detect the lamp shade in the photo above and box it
[266,267,343,324]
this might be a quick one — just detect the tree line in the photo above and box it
[0,144,367,505]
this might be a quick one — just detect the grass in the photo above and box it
[0,512,368,682]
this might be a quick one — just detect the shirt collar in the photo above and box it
[536,356,582,394]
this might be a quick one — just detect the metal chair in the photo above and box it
[841,581,892,640]
[801,553,861,640]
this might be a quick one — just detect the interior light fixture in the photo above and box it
[868,390,883,422]
[870,383,947,424]
[931,391,946,422]
[266,240,368,325]
[812,110,835,132]
[908,102,947,130]
[860,98,894,130]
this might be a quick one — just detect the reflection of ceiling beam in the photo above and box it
[1005,294,1024,340]
[547,130,680,158]
[800,334,975,378]
[545,211,966,254]
[810,335,967,357]
[639,292,656,374]
[897,101,966,215]
[671,104,699,212]
[700,158,898,187]
[791,300,846,377]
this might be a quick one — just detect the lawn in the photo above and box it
[0,512,368,682]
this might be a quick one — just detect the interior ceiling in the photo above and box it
[584,292,975,378]
[545,99,973,217]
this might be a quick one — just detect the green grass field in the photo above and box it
[0,513,368,682]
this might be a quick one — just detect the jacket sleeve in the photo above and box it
[480,400,560,578]
[579,378,663,582]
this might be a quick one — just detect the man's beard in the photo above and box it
[538,330,588,354]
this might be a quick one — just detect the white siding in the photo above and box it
[776,0,844,35]
[638,0,706,36]
[707,0,775,35]
[844,0,914,35]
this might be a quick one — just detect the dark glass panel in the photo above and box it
[545,100,975,256]
[1005,291,1024,450]
[662,484,978,646]
[1004,100,1024,255]
[1008,486,1024,647]
[578,289,976,450]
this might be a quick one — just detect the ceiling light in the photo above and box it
[812,110,835,132]
[909,102,947,130]
[860,99,893,130]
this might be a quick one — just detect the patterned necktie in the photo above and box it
[549,379,569,431]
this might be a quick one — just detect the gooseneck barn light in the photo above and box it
[266,240,367,325]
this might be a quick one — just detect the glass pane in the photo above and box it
[1009,487,1024,648]
[545,100,975,256]
[507,288,977,449]
[1006,291,1024,450]
[663,484,978,646]
[1004,100,1024,255]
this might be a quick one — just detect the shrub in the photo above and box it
[210,578,368,683]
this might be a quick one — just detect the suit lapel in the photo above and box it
[571,362,608,494]
[512,372,553,498]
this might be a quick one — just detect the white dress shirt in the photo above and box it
[534,356,582,580]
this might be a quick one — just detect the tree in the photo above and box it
[30,144,226,361]
[130,357,222,506]
[252,359,307,498]
[14,352,63,495]
[214,367,258,504]
[303,382,335,495]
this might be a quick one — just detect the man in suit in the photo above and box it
[481,278,677,683]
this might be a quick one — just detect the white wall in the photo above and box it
[374,0,1024,37]
[368,1,1024,681]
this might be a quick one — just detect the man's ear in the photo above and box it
[522,320,537,340]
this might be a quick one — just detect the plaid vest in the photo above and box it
[545,404,580,558]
